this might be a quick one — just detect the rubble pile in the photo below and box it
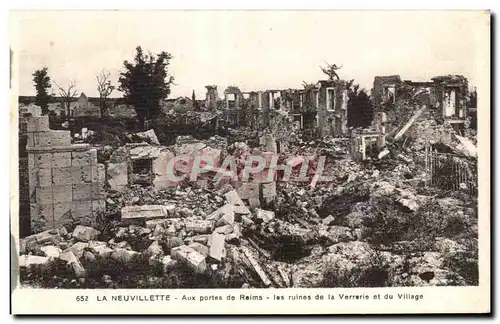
[19,124,478,288]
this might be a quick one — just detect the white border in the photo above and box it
[2,2,496,322]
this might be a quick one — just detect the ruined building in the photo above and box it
[68,92,101,118]
[224,86,243,127]
[21,115,106,235]
[214,79,350,138]
[372,74,471,135]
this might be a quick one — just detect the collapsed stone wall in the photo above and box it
[25,116,105,233]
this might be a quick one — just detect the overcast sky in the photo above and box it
[11,10,488,98]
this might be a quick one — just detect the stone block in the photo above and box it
[26,116,49,132]
[51,152,71,168]
[121,205,168,221]
[19,235,37,255]
[92,245,113,257]
[51,167,75,186]
[28,153,35,168]
[35,186,53,205]
[26,133,35,148]
[241,215,254,227]
[107,162,128,191]
[164,237,184,250]
[34,153,52,169]
[65,242,89,258]
[72,183,92,201]
[322,215,336,226]
[152,176,179,190]
[166,224,176,237]
[214,225,233,235]
[145,241,164,258]
[171,245,207,273]
[35,168,51,188]
[145,219,168,229]
[72,200,93,220]
[53,202,72,227]
[188,242,209,257]
[110,248,140,264]
[19,255,50,268]
[290,227,315,244]
[73,225,101,242]
[60,250,86,278]
[52,185,73,203]
[225,190,250,214]
[55,165,91,184]
[30,203,54,224]
[34,229,62,244]
[184,220,213,234]
[151,223,165,238]
[209,233,226,262]
[88,240,107,249]
[71,150,92,166]
[50,130,71,146]
[41,245,62,258]
[207,204,234,222]
[184,234,210,246]
[57,166,92,185]
[129,129,160,145]
[33,132,52,147]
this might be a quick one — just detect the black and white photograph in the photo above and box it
[10,9,490,314]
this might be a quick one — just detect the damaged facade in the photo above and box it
[68,93,101,118]
[18,71,479,290]
[214,79,349,138]
[372,74,470,135]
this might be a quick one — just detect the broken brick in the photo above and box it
[209,233,226,262]
[188,242,209,257]
[72,225,100,242]
[171,245,207,273]
[185,220,213,234]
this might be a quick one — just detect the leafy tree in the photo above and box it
[347,85,373,129]
[96,69,115,116]
[32,67,52,115]
[118,46,174,126]
[192,90,199,111]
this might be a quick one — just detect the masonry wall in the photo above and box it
[25,116,105,233]
[317,81,348,137]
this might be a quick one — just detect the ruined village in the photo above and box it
[17,52,479,289]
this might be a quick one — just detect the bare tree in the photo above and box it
[54,80,79,119]
[96,69,115,116]
[320,62,343,81]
